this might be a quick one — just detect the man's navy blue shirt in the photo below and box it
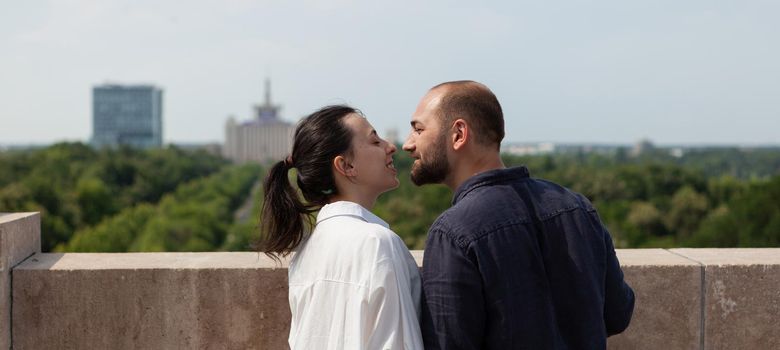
[420,166,635,349]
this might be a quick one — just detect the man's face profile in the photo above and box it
[409,129,449,186]
[405,89,451,186]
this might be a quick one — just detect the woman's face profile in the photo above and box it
[340,113,399,196]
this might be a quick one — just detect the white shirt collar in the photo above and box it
[316,201,389,229]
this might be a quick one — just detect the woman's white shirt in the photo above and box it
[287,201,423,350]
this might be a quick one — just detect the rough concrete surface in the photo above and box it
[0,212,40,350]
[13,253,291,350]
[607,249,703,350]
[18,252,290,270]
[6,238,780,349]
[672,248,780,350]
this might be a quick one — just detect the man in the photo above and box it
[402,80,635,349]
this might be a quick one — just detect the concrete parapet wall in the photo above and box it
[2,214,779,349]
[607,249,703,349]
[670,248,780,350]
[0,213,40,350]
[13,253,291,350]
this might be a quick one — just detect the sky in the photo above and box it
[1,0,779,146]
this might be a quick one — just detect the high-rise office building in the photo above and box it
[223,79,295,163]
[92,84,163,148]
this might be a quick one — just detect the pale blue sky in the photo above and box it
[1,0,778,145]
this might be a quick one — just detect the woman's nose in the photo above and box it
[387,142,397,155]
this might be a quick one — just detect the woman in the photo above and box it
[259,105,423,349]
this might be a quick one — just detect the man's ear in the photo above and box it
[333,155,356,177]
[451,119,468,151]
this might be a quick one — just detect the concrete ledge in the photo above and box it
[13,253,292,350]
[608,249,702,350]
[17,252,291,270]
[1,212,40,350]
[671,248,780,350]
[4,233,779,349]
[10,249,716,350]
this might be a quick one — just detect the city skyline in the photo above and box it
[1,1,779,146]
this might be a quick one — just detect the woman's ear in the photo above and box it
[333,155,356,177]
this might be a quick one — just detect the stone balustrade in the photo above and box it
[2,212,778,349]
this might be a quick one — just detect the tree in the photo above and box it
[665,186,709,239]
[75,177,116,226]
[627,201,666,237]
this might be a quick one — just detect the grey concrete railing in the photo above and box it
[0,213,40,350]
[2,212,779,349]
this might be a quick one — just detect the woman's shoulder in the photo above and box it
[332,215,400,242]
[362,223,409,263]
[313,214,390,243]
[315,216,405,257]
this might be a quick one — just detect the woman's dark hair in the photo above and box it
[257,105,357,259]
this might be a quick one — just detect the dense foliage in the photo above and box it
[61,163,261,252]
[0,143,226,251]
[1,143,778,251]
[374,148,780,249]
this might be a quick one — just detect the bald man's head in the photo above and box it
[430,80,504,149]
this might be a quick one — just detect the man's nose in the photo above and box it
[402,134,414,152]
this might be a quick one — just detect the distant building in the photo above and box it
[223,79,295,163]
[669,147,685,158]
[504,142,556,156]
[91,84,163,149]
[631,138,655,157]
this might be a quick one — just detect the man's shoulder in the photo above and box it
[526,177,597,218]
[429,182,530,247]
[428,175,596,245]
[454,173,593,216]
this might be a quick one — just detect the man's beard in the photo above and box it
[410,132,449,186]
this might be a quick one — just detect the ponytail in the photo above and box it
[255,105,358,260]
[258,160,315,260]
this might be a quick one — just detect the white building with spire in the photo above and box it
[223,79,295,163]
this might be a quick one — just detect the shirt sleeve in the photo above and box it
[602,227,636,336]
[366,257,424,350]
[420,228,484,350]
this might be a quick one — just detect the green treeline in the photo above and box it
[2,143,779,251]
[375,149,780,249]
[62,163,262,252]
[0,143,227,251]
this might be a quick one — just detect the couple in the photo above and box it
[260,81,635,349]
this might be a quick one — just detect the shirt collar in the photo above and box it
[316,201,390,228]
[452,166,531,205]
